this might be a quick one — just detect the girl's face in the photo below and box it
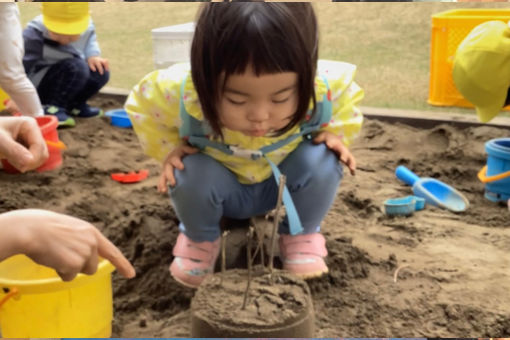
[218,65,298,137]
[48,31,80,45]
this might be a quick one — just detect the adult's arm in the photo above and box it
[0,209,136,282]
[0,4,43,117]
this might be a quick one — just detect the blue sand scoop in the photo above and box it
[395,165,469,212]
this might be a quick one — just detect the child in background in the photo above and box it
[125,3,364,288]
[0,3,43,117]
[23,2,109,127]
[453,20,510,123]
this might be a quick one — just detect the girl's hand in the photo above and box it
[313,131,356,176]
[158,144,199,193]
[0,209,136,282]
[87,56,109,75]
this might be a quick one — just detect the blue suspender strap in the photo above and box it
[260,77,331,235]
[264,156,304,235]
[188,136,233,155]
[320,76,332,124]
[259,125,317,155]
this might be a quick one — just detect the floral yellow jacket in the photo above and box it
[125,60,364,184]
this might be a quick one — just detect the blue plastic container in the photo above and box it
[478,138,510,202]
[413,196,426,211]
[105,109,132,128]
[384,196,416,216]
[384,195,426,216]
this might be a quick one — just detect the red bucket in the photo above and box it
[1,116,62,173]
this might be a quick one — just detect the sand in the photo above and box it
[190,269,314,337]
[1,97,509,337]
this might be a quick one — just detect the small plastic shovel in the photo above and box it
[395,165,469,212]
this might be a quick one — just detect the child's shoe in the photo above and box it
[279,233,328,279]
[70,103,103,118]
[44,105,75,127]
[169,233,221,288]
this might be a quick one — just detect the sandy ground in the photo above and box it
[1,97,509,337]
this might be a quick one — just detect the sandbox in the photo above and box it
[1,95,509,337]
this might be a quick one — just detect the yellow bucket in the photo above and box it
[0,87,9,111]
[0,255,115,338]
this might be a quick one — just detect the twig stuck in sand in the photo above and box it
[242,226,255,310]
[255,219,265,267]
[268,174,286,278]
[248,221,262,267]
[393,264,410,283]
[220,230,230,286]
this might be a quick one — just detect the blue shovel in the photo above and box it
[395,165,469,212]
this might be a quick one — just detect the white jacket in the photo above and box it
[0,3,42,117]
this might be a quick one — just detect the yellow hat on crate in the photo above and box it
[42,2,90,35]
[452,20,510,123]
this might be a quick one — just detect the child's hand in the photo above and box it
[87,56,109,75]
[313,131,356,176]
[158,144,199,193]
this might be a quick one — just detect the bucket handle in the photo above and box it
[45,140,67,151]
[478,165,510,183]
[0,287,19,308]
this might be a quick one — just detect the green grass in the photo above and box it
[18,2,510,115]
[19,3,200,92]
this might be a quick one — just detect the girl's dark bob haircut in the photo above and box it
[191,3,318,137]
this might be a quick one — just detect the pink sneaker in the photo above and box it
[279,233,328,279]
[169,233,220,288]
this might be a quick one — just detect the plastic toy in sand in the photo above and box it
[110,169,149,183]
[384,195,425,217]
[0,87,8,111]
[478,138,510,203]
[1,116,64,173]
[46,140,67,150]
[395,165,469,212]
[105,109,132,128]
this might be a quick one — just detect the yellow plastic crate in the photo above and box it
[428,9,510,108]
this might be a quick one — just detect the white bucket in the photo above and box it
[151,22,195,69]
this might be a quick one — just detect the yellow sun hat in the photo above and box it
[42,2,90,36]
[452,20,510,123]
